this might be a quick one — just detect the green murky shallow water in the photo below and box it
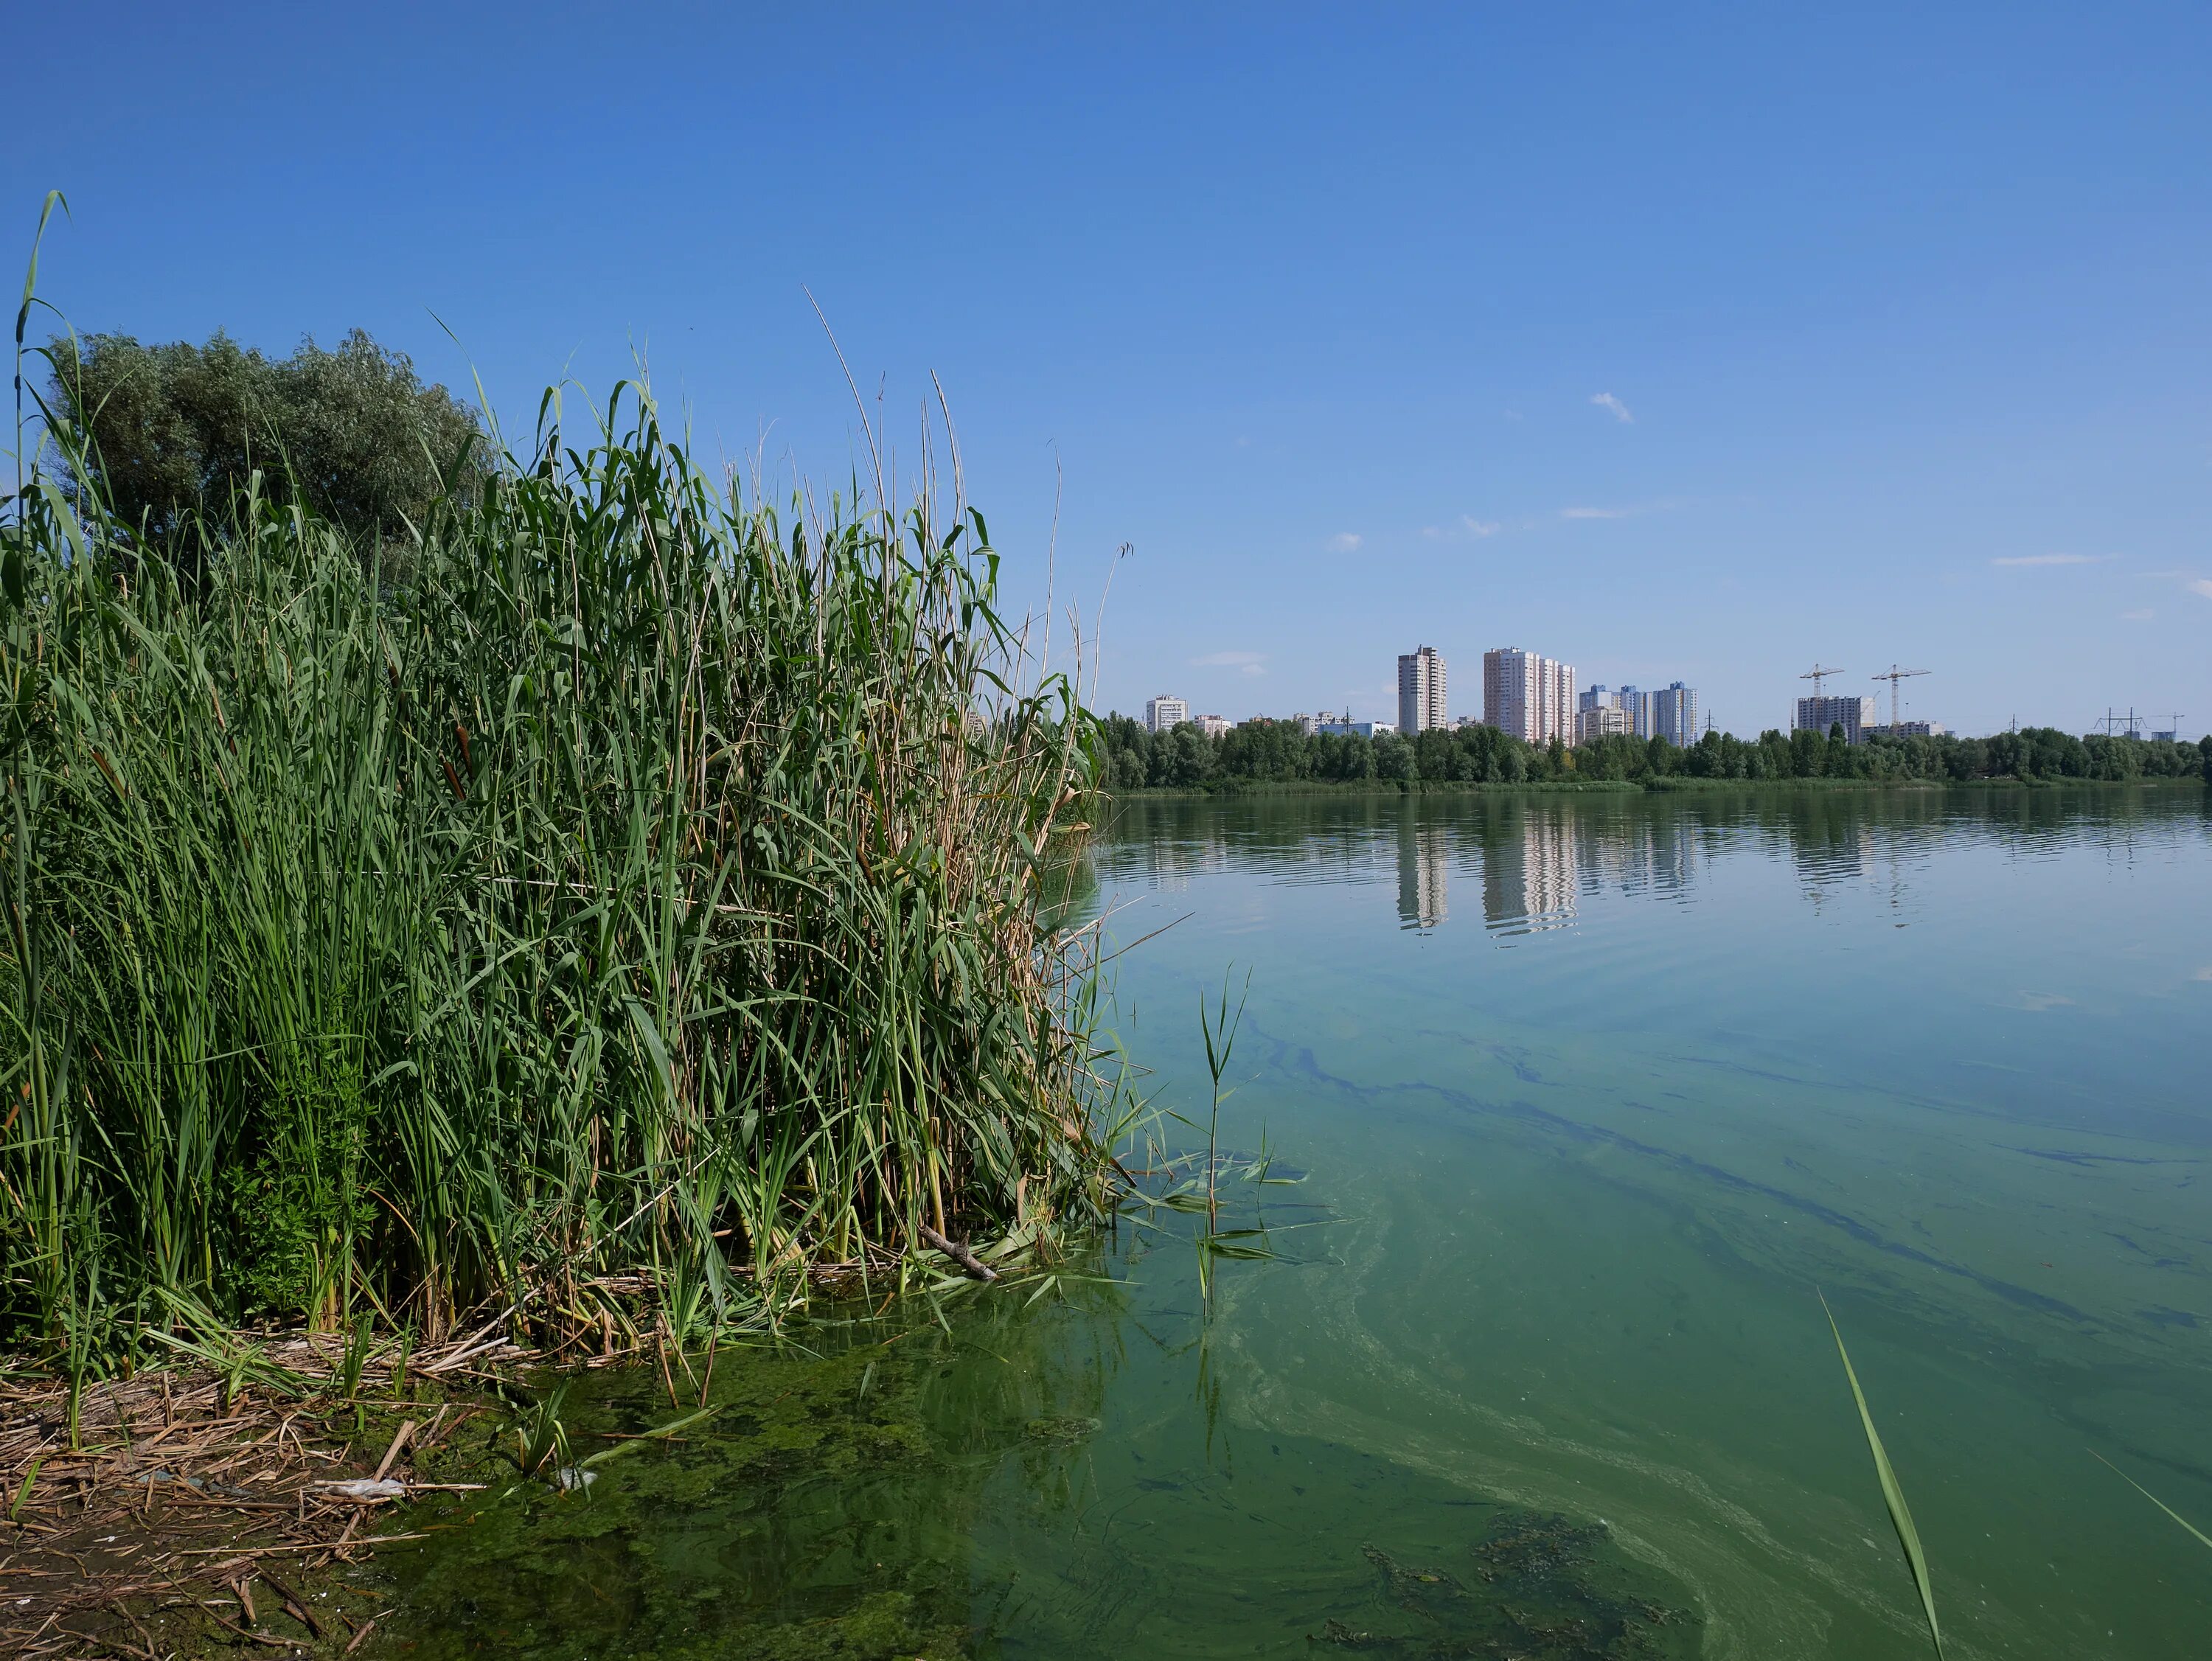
[379,787,2212,1659]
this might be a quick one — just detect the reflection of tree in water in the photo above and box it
[377,1259,1127,1660]
[1320,1513,1700,1659]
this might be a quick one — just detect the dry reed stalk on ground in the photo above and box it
[0,1326,563,1658]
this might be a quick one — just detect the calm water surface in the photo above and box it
[388,787,2212,1660]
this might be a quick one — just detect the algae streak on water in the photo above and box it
[362,1239,1701,1660]
[369,1285,1120,1660]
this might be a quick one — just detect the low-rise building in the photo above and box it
[1197,714,1231,739]
[1317,719,1397,738]
[1863,721,1946,741]
[1575,703,1633,742]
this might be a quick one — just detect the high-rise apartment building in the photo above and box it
[1483,647,1576,745]
[1793,694,1877,745]
[1397,647,1448,734]
[1145,694,1190,734]
[1648,682,1698,746]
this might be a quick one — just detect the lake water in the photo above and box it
[383,787,2212,1660]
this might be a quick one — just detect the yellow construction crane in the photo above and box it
[1800,664,1845,697]
[1872,665,1930,731]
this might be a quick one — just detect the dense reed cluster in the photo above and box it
[1,386,1119,1373]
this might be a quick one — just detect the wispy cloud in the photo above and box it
[2189,578,2212,601]
[1590,392,1634,424]
[1990,552,2113,568]
[1560,505,1634,520]
[1327,532,1363,553]
[1192,650,1267,677]
[2121,607,2156,621]
[1461,515,1500,537]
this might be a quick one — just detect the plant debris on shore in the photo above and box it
[0,1332,498,1657]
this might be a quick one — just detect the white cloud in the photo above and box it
[1419,526,1444,540]
[2194,966,2212,982]
[1461,516,1501,537]
[2189,578,2212,601]
[1560,505,1633,520]
[1192,650,1267,678]
[1990,552,2112,567]
[2121,607,2156,621]
[1328,532,1363,552]
[1590,392,1634,423]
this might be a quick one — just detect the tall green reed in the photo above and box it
[3,306,1120,1371]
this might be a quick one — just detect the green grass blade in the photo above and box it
[1820,1291,1944,1659]
[2090,1449,2212,1551]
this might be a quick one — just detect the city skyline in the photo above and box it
[1134,641,1985,741]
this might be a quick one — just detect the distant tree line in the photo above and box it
[1095,714,2212,791]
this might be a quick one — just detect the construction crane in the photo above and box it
[1871,665,1930,732]
[1800,664,1845,697]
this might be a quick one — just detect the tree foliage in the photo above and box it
[1093,714,2208,792]
[45,327,486,546]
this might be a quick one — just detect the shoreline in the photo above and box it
[1107,776,2208,801]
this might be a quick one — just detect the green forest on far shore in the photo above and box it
[1096,712,2212,793]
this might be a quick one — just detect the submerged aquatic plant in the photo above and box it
[1,217,1129,1375]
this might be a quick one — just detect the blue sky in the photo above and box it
[8,3,2209,737]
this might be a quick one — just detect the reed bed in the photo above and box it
[1,371,1123,1385]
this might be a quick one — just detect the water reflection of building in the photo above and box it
[1790,804,1876,895]
[1481,810,1578,934]
[1396,817,1449,929]
[1572,812,1693,900]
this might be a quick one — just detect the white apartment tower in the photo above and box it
[1484,647,1576,745]
[1145,694,1190,734]
[1397,647,1448,734]
[1648,682,1699,745]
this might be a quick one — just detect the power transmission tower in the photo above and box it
[1871,664,1930,731]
